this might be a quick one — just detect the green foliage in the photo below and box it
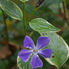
[0,0,23,20]
[43,0,63,7]
[40,32,69,68]
[0,9,2,15]
[29,18,69,68]
[20,0,28,3]
[62,29,69,45]
[29,18,59,32]
[17,17,69,69]
[0,0,69,69]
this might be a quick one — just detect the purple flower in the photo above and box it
[18,36,53,68]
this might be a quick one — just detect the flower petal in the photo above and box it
[18,49,33,62]
[37,37,50,49]
[30,54,43,68]
[39,49,53,58]
[24,36,35,49]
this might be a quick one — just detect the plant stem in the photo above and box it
[63,0,69,25]
[23,2,26,36]
[2,10,9,44]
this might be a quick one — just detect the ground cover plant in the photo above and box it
[0,0,69,69]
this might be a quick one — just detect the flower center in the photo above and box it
[33,49,37,53]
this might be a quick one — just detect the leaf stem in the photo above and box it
[23,2,26,36]
[63,0,69,25]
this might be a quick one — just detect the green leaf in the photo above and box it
[40,32,69,68]
[43,0,63,7]
[0,0,23,20]
[17,56,32,69]
[0,9,2,15]
[29,18,59,33]
[20,0,28,3]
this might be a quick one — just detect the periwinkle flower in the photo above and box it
[18,36,53,69]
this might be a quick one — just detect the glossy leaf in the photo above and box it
[29,18,59,32]
[0,0,23,20]
[40,32,69,68]
[20,0,28,3]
